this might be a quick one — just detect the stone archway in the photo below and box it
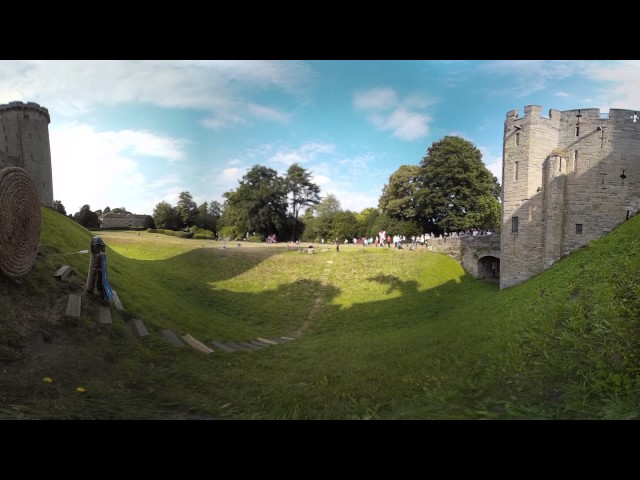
[477,255,500,281]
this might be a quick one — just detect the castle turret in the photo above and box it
[502,105,640,289]
[501,106,560,288]
[0,101,53,207]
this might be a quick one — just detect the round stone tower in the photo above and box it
[0,101,53,207]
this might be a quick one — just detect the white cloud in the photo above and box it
[311,174,331,186]
[247,103,291,122]
[268,142,335,166]
[353,87,398,109]
[222,167,242,180]
[478,146,503,185]
[582,61,640,109]
[554,91,570,97]
[50,122,188,215]
[354,87,432,141]
[478,60,581,97]
[0,60,312,129]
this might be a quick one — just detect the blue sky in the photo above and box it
[0,60,637,216]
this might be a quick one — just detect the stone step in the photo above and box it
[256,337,278,346]
[161,329,184,347]
[182,334,214,354]
[209,339,235,352]
[54,265,72,281]
[132,319,149,337]
[238,341,262,351]
[269,337,289,344]
[65,293,81,317]
[280,336,295,342]
[249,340,270,348]
[225,342,251,352]
[98,305,112,324]
[111,289,125,311]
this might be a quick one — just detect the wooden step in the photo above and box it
[65,293,81,317]
[256,337,278,346]
[161,329,184,347]
[182,334,214,354]
[209,339,235,352]
[98,305,112,324]
[132,318,149,337]
[111,289,124,311]
[225,342,250,352]
[250,340,271,348]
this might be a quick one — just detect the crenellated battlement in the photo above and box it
[0,101,50,123]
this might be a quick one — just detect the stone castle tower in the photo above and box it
[0,101,53,207]
[501,105,640,288]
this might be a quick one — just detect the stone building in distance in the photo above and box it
[0,101,54,207]
[501,105,640,288]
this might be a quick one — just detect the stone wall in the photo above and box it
[501,105,640,288]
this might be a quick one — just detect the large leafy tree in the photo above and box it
[176,191,198,227]
[111,207,131,214]
[53,200,66,216]
[222,165,288,238]
[73,204,100,228]
[315,193,341,218]
[285,163,320,240]
[379,165,422,222]
[417,136,500,234]
[153,201,180,230]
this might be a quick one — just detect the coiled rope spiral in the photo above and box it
[0,167,41,278]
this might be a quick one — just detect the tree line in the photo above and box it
[58,136,501,240]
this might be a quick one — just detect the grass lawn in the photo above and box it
[0,208,639,419]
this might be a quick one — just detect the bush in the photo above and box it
[247,234,262,243]
[194,234,215,240]
[147,228,193,239]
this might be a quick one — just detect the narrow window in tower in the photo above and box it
[514,161,519,180]
[574,150,578,172]
[42,181,45,189]
[515,132,520,146]
[512,216,519,233]
[559,157,562,172]
[575,126,580,136]
[4,135,7,141]
[576,224,583,235]
[29,133,31,139]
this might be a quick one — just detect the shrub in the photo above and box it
[247,234,262,243]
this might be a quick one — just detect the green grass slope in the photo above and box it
[0,207,639,419]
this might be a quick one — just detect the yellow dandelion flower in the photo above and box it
[76,387,86,393]
[43,377,53,383]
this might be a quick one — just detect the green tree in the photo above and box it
[142,215,156,229]
[176,191,198,227]
[153,201,180,230]
[111,207,131,214]
[315,193,341,218]
[356,207,381,237]
[222,165,288,238]
[417,136,500,234]
[379,165,422,222]
[332,210,358,241]
[52,200,66,216]
[208,201,223,218]
[73,204,100,228]
[285,163,321,241]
